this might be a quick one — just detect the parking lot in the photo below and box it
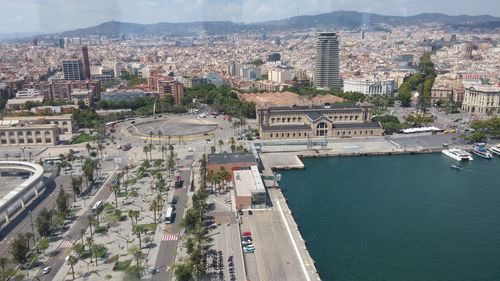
[203,194,245,281]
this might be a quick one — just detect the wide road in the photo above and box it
[0,175,72,273]
[151,166,190,281]
[34,169,117,281]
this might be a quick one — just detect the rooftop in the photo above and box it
[233,166,265,197]
[334,122,382,129]
[207,153,256,165]
[261,124,311,131]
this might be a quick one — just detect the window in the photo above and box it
[1,140,6,144]
[19,139,24,144]
[298,133,301,137]
[270,133,273,138]
[28,139,33,144]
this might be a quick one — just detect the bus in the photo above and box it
[164,206,174,224]
[91,201,103,215]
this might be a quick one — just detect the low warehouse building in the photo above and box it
[233,166,266,210]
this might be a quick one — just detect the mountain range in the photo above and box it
[42,10,500,38]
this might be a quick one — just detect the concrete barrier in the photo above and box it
[0,161,44,227]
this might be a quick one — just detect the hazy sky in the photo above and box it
[1,0,499,34]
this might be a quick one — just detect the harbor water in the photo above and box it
[279,153,500,281]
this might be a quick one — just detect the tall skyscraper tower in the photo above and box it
[464,43,473,59]
[314,32,341,90]
[82,45,91,80]
[62,60,84,80]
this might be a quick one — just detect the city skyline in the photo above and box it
[1,0,500,34]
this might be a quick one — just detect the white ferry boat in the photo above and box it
[472,143,492,159]
[489,145,500,156]
[442,148,474,161]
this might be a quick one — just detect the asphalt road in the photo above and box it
[151,167,190,281]
[0,175,72,275]
[34,169,117,281]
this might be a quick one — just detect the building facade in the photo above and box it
[62,60,84,80]
[461,85,500,115]
[0,122,60,146]
[257,103,384,140]
[314,32,341,90]
[3,114,74,134]
[343,78,396,95]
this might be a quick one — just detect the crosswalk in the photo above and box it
[162,234,178,241]
[60,239,76,248]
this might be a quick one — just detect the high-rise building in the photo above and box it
[58,38,65,48]
[82,46,91,80]
[464,43,473,59]
[62,60,84,80]
[267,53,281,62]
[32,38,38,46]
[314,32,341,90]
[450,34,457,46]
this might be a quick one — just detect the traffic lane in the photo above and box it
[0,176,64,264]
[151,168,190,281]
[35,169,117,280]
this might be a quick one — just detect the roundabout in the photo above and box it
[126,115,220,141]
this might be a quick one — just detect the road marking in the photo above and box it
[162,234,178,241]
[60,239,76,248]
[276,194,312,281]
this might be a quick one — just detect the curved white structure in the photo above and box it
[0,161,45,228]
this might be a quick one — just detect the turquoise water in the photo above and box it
[279,154,500,281]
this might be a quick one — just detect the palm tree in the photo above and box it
[86,237,97,266]
[147,143,155,161]
[112,184,120,206]
[128,210,140,225]
[71,176,82,202]
[79,229,86,245]
[0,257,9,281]
[132,224,146,249]
[218,140,224,153]
[150,199,160,224]
[142,145,149,160]
[85,143,91,156]
[82,158,97,190]
[23,232,34,250]
[97,143,105,160]
[157,129,163,146]
[161,145,167,161]
[87,215,95,238]
[67,255,78,280]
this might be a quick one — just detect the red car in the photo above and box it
[241,231,252,237]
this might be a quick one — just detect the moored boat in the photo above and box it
[442,148,474,161]
[472,143,492,159]
[489,145,500,156]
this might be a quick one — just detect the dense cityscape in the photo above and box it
[0,3,499,281]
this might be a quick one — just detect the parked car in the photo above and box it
[242,240,252,246]
[243,248,255,253]
[242,231,252,237]
[43,267,51,274]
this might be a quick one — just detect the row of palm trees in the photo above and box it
[232,117,247,137]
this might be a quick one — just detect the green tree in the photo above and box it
[36,208,52,237]
[0,257,8,281]
[56,188,69,215]
[71,176,82,202]
[10,236,29,266]
[132,225,146,249]
[67,255,78,280]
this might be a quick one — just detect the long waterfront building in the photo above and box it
[257,102,383,140]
